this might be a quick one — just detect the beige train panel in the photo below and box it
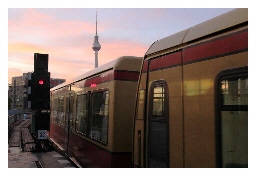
[133,73,147,166]
[138,73,147,89]
[133,119,144,167]
[183,52,247,167]
[112,80,139,152]
[148,66,183,167]
[113,56,143,71]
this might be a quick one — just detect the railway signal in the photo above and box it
[31,53,51,139]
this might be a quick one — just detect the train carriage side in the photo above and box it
[50,84,71,152]
[133,8,248,168]
[67,69,114,168]
[112,57,143,153]
[65,56,142,167]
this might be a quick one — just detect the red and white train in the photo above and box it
[49,8,248,168]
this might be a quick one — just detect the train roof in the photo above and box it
[145,8,248,56]
[51,56,142,91]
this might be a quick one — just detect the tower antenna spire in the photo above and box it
[92,10,101,68]
[96,10,98,36]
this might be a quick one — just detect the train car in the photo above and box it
[132,8,248,168]
[49,56,143,167]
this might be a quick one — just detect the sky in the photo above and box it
[6,5,239,84]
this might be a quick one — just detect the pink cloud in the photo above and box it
[9,42,48,53]
[9,9,95,40]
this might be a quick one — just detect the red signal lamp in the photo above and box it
[38,80,44,85]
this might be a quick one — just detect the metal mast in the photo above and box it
[92,11,101,68]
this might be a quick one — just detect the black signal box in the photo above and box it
[31,53,50,110]
[34,53,48,74]
[31,72,50,110]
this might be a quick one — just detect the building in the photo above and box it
[50,78,66,88]
[8,73,65,111]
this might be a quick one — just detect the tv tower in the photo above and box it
[92,11,101,68]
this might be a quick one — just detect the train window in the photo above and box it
[58,97,65,127]
[75,94,90,135]
[52,98,58,124]
[217,68,248,168]
[136,89,145,120]
[152,87,165,117]
[66,96,69,113]
[65,96,70,130]
[90,90,109,145]
[221,78,248,106]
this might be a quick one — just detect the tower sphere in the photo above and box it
[92,36,101,51]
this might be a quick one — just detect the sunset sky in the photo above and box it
[6,6,237,84]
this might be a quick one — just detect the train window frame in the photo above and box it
[52,97,58,124]
[149,81,168,121]
[215,66,248,168]
[75,92,90,136]
[58,96,65,127]
[89,89,110,145]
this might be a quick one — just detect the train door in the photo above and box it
[216,67,248,168]
[133,53,183,167]
[147,80,169,167]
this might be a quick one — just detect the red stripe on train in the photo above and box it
[183,30,248,63]
[142,60,148,72]
[114,70,140,81]
[143,30,248,72]
[149,52,182,71]
[84,70,140,87]
[84,71,113,87]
